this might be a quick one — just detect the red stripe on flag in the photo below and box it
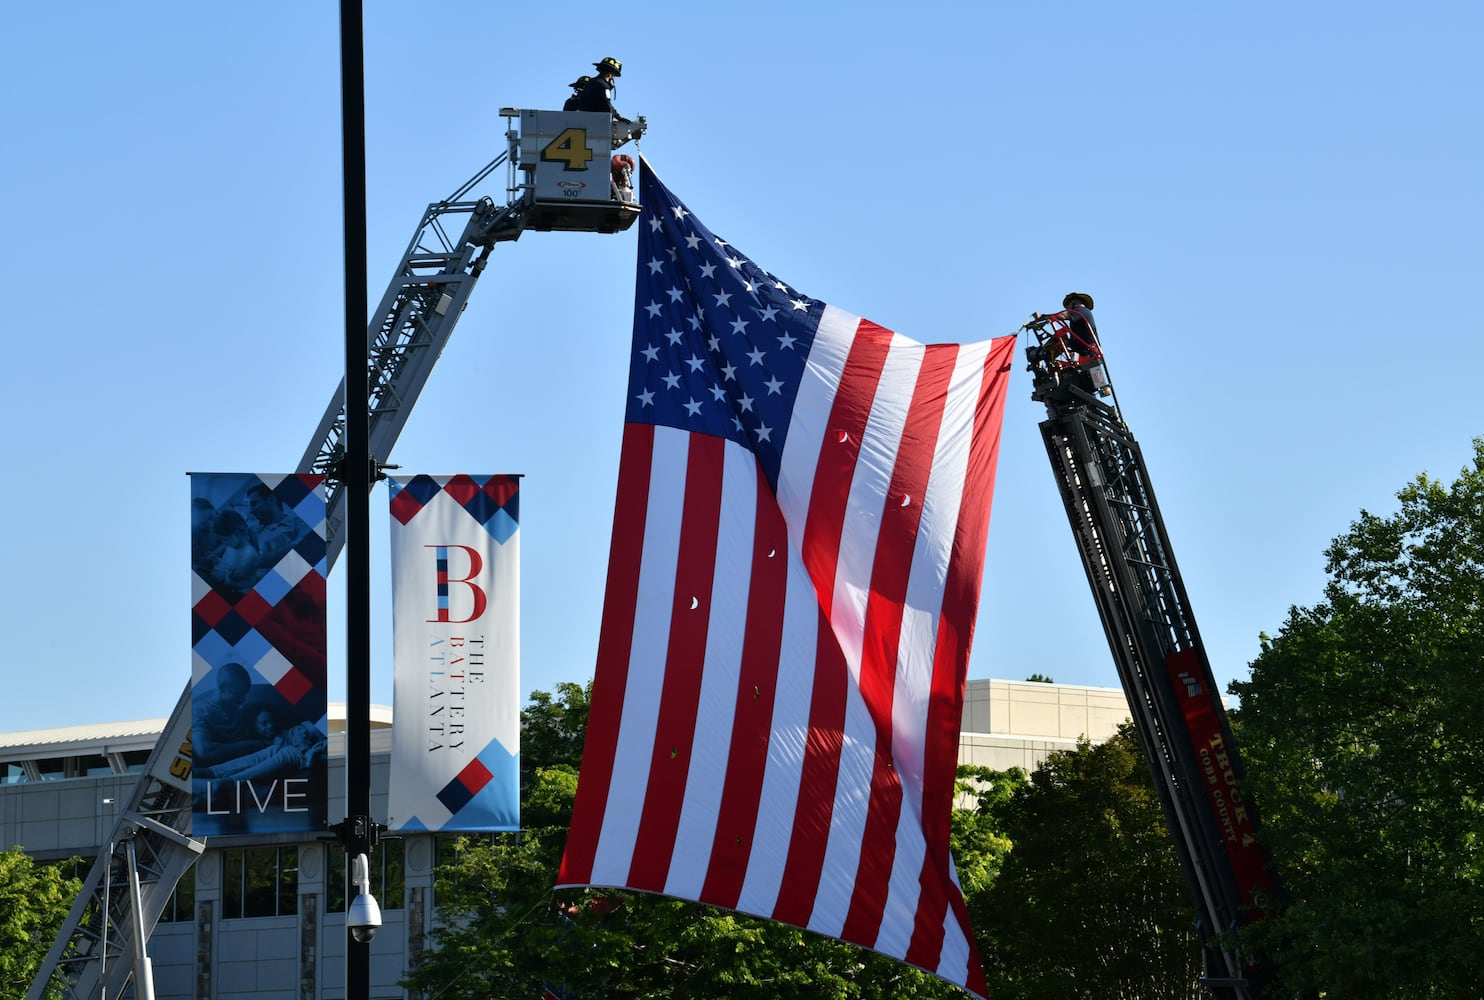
[559,423,656,885]
[796,320,892,603]
[627,434,726,892]
[906,339,1013,990]
[700,474,790,909]
[773,320,891,929]
[771,611,850,928]
[840,342,958,947]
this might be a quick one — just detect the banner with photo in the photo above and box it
[387,475,520,832]
[189,473,328,836]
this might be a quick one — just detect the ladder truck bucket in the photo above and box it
[508,108,645,234]
[1022,310,1115,413]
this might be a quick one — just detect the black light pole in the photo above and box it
[338,2,376,998]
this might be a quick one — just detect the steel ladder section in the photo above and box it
[301,189,521,567]
[1039,403,1257,1000]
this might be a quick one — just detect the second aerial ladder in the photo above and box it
[1023,307,1278,999]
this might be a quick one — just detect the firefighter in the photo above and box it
[1062,292,1098,355]
[1061,292,1109,395]
[1029,292,1098,367]
[611,153,636,203]
[575,57,630,122]
[562,75,591,112]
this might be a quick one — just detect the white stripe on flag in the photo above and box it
[664,443,757,900]
[808,684,876,939]
[733,552,817,918]
[590,438,688,883]
[891,339,991,797]
[773,304,856,520]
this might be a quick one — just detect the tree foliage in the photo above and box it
[949,765,1019,901]
[967,726,1202,1000]
[1230,439,1484,998]
[0,846,81,1000]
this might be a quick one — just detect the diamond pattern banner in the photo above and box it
[189,473,328,836]
[387,475,521,832]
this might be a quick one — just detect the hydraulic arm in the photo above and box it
[30,109,644,1000]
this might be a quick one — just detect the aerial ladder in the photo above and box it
[1023,308,1279,999]
[28,108,645,1000]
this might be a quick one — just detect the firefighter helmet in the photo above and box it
[568,74,591,91]
[1063,292,1095,310]
[594,56,622,77]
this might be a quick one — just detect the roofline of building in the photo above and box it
[1,703,394,757]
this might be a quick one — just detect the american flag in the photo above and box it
[557,161,1014,998]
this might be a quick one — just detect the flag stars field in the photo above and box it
[627,201,821,462]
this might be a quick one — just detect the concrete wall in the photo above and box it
[957,678,1131,772]
[0,772,135,859]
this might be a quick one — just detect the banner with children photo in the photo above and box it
[189,472,329,836]
[386,475,521,832]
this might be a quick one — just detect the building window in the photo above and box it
[71,754,114,778]
[156,873,196,923]
[326,845,345,914]
[325,840,404,915]
[0,755,121,782]
[222,846,298,918]
[380,838,406,911]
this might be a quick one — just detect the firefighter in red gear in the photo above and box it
[1061,292,1098,357]
[611,154,636,203]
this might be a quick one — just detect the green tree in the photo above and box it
[0,846,81,999]
[519,679,592,786]
[970,726,1202,1000]
[1230,440,1484,998]
[950,764,1021,902]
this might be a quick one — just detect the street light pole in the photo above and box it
[338,2,376,998]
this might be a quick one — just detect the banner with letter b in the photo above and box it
[387,475,520,832]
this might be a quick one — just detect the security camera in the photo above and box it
[347,853,382,943]
[347,891,381,943]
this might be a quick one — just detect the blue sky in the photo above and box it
[1,2,1479,734]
